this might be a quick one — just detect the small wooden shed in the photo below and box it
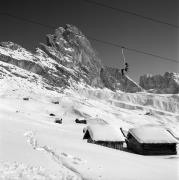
[126,126,178,155]
[83,125,125,150]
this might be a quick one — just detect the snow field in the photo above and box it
[0,85,179,180]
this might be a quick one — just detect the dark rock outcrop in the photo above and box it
[100,66,142,92]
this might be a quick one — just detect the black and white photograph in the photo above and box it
[0,0,179,179]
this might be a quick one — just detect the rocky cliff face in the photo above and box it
[101,66,142,92]
[140,72,179,94]
[39,24,103,88]
[0,24,142,92]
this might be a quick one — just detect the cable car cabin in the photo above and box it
[126,126,178,155]
[83,125,125,150]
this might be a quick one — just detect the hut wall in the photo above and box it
[83,130,90,139]
[142,143,177,155]
[96,141,123,150]
[126,133,143,153]
[87,137,123,150]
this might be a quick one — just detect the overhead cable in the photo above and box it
[81,0,179,29]
[0,12,178,63]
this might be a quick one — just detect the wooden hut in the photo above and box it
[126,126,178,155]
[83,125,125,150]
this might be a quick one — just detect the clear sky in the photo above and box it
[0,0,178,82]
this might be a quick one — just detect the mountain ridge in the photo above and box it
[140,72,179,94]
[0,24,143,93]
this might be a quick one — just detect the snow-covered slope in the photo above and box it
[0,24,179,180]
[0,79,178,180]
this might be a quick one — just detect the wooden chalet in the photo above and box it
[83,125,125,150]
[126,126,178,155]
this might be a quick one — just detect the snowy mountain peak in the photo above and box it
[0,24,143,92]
[0,24,142,92]
[41,24,102,87]
[40,24,143,92]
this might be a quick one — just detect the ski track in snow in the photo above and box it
[24,131,100,180]
[0,161,64,180]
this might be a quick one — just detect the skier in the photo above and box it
[124,62,129,72]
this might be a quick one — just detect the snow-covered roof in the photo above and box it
[87,118,108,125]
[85,125,125,142]
[129,126,178,144]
